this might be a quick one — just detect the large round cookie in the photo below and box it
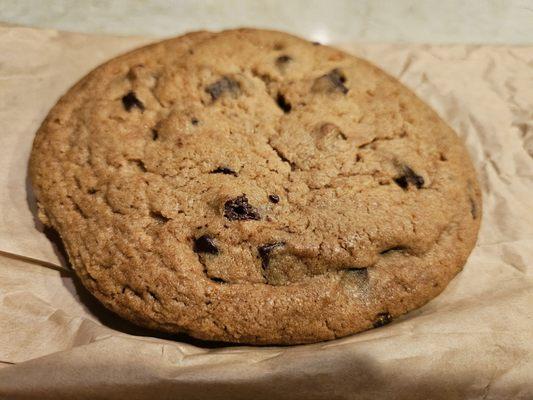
[30,29,481,344]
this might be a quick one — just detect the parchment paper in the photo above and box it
[0,24,532,400]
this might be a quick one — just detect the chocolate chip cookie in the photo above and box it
[30,29,481,344]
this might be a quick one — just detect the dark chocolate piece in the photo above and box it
[394,166,424,190]
[122,91,145,111]
[393,175,409,189]
[404,166,424,188]
[268,194,280,203]
[193,235,219,254]
[224,195,261,221]
[276,93,292,113]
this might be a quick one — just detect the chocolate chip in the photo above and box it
[151,129,159,140]
[268,194,280,203]
[312,68,349,94]
[258,242,285,269]
[312,41,321,46]
[191,118,199,125]
[209,276,225,283]
[373,312,392,328]
[193,235,219,254]
[224,195,260,221]
[405,166,424,188]
[205,77,241,101]
[394,166,424,190]
[393,176,408,189]
[122,91,145,111]
[276,55,292,67]
[211,167,238,176]
[276,93,292,113]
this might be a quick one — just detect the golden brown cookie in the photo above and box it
[30,29,481,344]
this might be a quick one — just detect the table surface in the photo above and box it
[1,0,532,44]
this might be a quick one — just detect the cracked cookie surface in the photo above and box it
[30,29,481,344]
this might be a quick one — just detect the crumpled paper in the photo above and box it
[0,24,531,400]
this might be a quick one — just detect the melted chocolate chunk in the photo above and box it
[224,195,261,221]
[393,175,409,189]
[193,235,219,254]
[268,194,280,203]
[276,93,292,113]
[205,77,241,101]
[394,166,424,190]
[122,91,145,111]
[312,68,349,94]
[191,118,199,125]
[373,312,392,328]
[405,166,424,188]
[258,242,285,269]
[211,167,238,176]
